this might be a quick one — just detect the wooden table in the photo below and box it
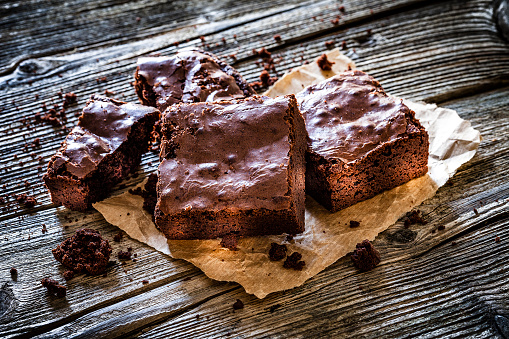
[1,0,509,337]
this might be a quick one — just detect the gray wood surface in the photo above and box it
[0,0,508,338]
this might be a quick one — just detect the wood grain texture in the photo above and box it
[0,0,508,337]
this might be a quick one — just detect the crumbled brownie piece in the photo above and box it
[42,224,47,233]
[331,16,340,25]
[142,279,149,285]
[220,234,239,251]
[113,231,123,242]
[52,228,112,275]
[349,220,360,228]
[273,34,282,42]
[118,250,132,260]
[233,299,244,310]
[351,240,380,272]
[269,243,287,261]
[325,40,335,48]
[269,304,282,313]
[63,92,77,108]
[437,225,445,231]
[473,208,479,216]
[341,40,347,49]
[32,138,40,147]
[41,278,66,297]
[495,236,501,243]
[63,270,75,281]
[338,5,345,12]
[256,48,271,59]
[15,194,37,208]
[317,54,335,71]
[10,267,17,279]
[403,210,427,227]
[283,252,305,270]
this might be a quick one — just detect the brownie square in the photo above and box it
[43,95,159,211]
[134,48,255,112]
[155,95,307,240]
[296,70,429,212]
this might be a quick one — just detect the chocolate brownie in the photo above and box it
[296,70,429,212]
[155,95,307,240]
[351,239,380,272]
[52,228,112,275]
[41,278,66,297]
[134,48,255,112]
[43,95,159,211]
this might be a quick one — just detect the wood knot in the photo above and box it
[495,0,509,41]
[0,283,17,321]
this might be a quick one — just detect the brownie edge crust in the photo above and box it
[296,70,429,212]
[43,95,159,211]
[154,95,307,240]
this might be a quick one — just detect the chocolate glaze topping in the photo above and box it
[49,95,159,179]
[135,49,255,111]
[296,70,418,163]
[158,96,295,215]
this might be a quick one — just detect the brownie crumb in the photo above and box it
[118,250,132,260]
[15,194,37,208]
[62,92,77,108]
[283,252,305,270]
[142,279,149,285]
[63,270,75,281]
[41,278,66,297]
[341,40,347,49]
[325,40,335,48]
[349,220,360,228]
[255,48,271,59]
[42,224,47,234]
[113,231,123,242]
[269,304,282,313]
[317,54,335,71]
[220,234,239,251]
[10,267,17,279]
[269,243,287,261]
[331,16,340,25]
[273,34,282,42]
[473,208,479,216]
[351,240,380,272]
[52,229,112,275]
[403,210,427,228]
[437,225,445,231]
[233,299,244,310]
[495,236,501,243]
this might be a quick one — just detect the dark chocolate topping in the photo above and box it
[296,70,414,163]
[136,49,254,111]
[50,95,159,179]
[158,96,295,214]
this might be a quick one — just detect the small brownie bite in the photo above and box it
[155,95,307,240]
[134,48,255,112]
[43,95,159,211]
[296,70,428,212]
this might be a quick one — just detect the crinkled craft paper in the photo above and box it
[94,49,481,298]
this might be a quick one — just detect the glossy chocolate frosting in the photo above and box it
[136,49,254,111]
[49,95,159,179]
[296,70,414,163]
[157,96,295,214]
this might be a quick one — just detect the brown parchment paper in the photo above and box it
[94,49,481,298]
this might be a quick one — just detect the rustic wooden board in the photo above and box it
[0,0,508,337]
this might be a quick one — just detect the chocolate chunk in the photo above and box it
[268,243,287,261]
[351,240,380,272]
[283,252,305,270]
[52,228,112,275]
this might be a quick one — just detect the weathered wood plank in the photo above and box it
[0,0,507,337]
